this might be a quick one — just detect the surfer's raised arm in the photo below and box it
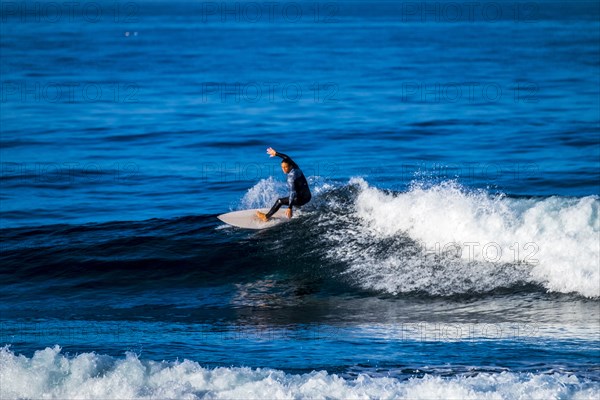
[267,147,297,168]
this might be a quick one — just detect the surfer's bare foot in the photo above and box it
[256,211,269,222]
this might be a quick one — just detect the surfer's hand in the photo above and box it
[267,147,277,157]
[286,208,292,219]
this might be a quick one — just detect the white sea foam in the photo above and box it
[238,177,287,210]
[238,177,600,297]
[238,176,333,211]
[326,178,600,298]
[1,346,597,400]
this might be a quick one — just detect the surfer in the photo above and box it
[256,147,311,221]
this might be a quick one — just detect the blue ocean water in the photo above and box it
[1,1,599,398]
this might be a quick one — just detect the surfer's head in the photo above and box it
[281,160,292,174]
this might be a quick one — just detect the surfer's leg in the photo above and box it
[293,194,311,209]
[265,197,289,218]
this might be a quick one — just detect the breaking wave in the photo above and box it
[1,346,597,400]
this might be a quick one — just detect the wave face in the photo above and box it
[1,178,598,300]
[1,346,597,400]
[321,178,600,298]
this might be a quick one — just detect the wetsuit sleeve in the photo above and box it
[287,171,297,207]
[274,152,297,168]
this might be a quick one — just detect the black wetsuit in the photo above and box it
[265,152,312,218]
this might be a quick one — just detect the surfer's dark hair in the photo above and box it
[281,159,297,168]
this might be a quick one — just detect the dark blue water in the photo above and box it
[1,1,599,398]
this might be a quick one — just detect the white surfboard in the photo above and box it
[217,208,291,230]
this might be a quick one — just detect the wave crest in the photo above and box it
[322,178,600,298]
